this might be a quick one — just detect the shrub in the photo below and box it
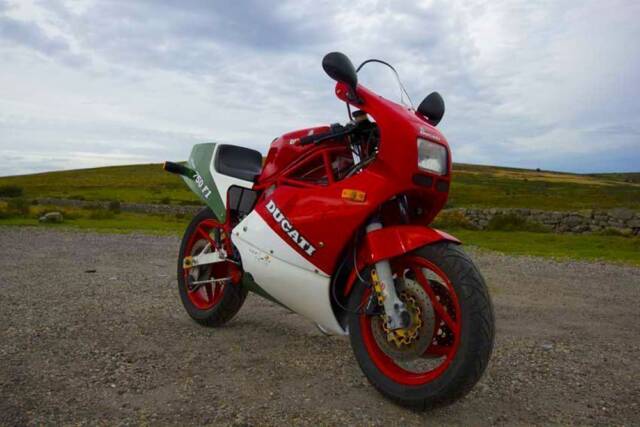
[88,209,116,220]
[432,210,476,230]
[159,197,171,205]
[61,208,81,220]
[108,200,121,213]
[486,213,548,232]
[600,227,634,237]
[0,185,24,198]
[7,198,30,216]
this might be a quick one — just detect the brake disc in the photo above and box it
[371,276,435,361]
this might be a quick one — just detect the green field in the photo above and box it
[0,212,188,235]
[1,212,637,266]
[448,164,640,211]
[1,162,638,266]
[452,229,640,266]
[1,162,639,211]
[0,164,200,205]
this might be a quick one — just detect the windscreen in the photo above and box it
[356,59,414,109]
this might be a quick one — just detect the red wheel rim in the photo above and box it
[359,256,462,386]
[183,219,227,310]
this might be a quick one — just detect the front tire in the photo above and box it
[348,242,494,410]
[177,208,247,327]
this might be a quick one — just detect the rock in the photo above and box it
[39,211,64,223]
[563,215,584,227]
[627,219,640,228]
[577,209,593,219]
[609,208,634,221]
[618,228,634,236]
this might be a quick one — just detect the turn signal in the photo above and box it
[341,189,366,202]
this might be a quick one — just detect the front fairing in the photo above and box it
[336,82,450,173]
[335,82,452,220]
[251,82,454,275]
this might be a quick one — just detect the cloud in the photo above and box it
[0,0,638,176]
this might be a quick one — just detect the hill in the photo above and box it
[449,163,640,211]
[0,162,638,211]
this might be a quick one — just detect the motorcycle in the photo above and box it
[164,52,494,410]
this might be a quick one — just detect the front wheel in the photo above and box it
[348,242,494,410]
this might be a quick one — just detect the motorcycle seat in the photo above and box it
[214,144,263,182]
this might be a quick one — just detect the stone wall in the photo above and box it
[13,197,640,236]
[35,198,202,216]
[445,207,640,235]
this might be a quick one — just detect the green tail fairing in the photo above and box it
[181,143,227,223]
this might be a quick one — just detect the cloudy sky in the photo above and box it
[0,0,638,176]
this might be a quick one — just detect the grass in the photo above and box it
[449,163,640,211]
[590,172,640,184]
[1,208,638,266]
[1,162,638,211]
[0,204,188,235]
[0,163,200,205]
[450,229,640,266]
[0,162,638,266]
[0,216,187,235]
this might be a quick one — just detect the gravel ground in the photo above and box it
[0,227,639,426]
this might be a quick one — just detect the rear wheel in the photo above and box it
[177,208,247,327]
[348,242,494,410]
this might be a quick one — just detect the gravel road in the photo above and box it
[1,227,638,426]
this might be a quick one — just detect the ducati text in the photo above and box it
[265,200,316,256]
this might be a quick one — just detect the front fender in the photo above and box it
[342,225,460,297]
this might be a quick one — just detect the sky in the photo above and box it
[0,0,638,176]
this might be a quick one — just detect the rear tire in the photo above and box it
[177,208,247,327]
[347,242,494,410]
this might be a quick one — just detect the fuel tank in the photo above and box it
[258,125,330,184]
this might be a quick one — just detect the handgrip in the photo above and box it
[299,133,327,145]
[299,123,349,145]
[163,161,196,178]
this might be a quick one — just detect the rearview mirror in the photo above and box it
[418,92,445,126]
[322,52,358,92]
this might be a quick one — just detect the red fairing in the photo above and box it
[254,81,455,275]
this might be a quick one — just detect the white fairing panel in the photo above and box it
[210,144,254,206]
[232,211,346,335]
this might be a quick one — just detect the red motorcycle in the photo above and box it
[165,52,495,409]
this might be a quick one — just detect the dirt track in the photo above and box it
[1,227,638,426]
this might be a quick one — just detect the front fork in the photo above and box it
[366,221,410,330]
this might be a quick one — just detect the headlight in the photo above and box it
[417,138,448,175]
